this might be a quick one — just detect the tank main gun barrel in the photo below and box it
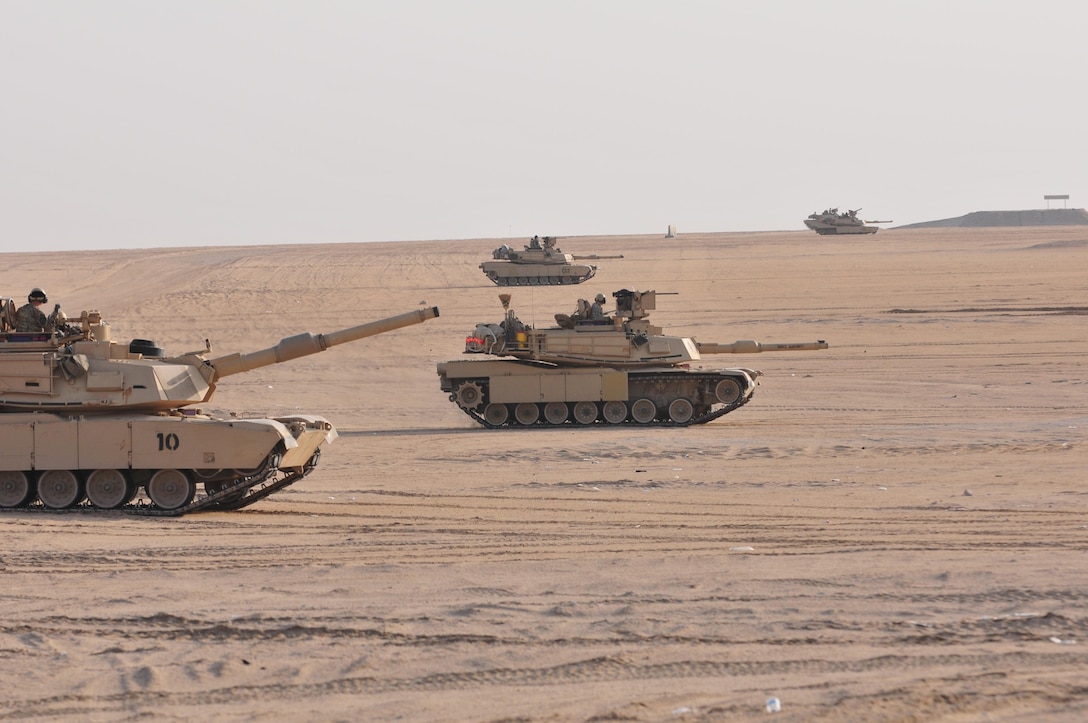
[696,339,828,355]
[208,306,440,378]
[571,254,625,260]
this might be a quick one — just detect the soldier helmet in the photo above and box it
[28,288,48,303]
[594,293,606,303]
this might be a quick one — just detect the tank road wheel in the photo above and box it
[514,402,540,426]
[543,402,569,425]
[483,403,510,426]
[572,401,598,425]
[454,381,486,411]
[37,470,83,509]
[602,401,628,424]
[0,471,34,508]
[631,398,657,424]
[85,469,133,509]
[668,398,695,424]
[715,378,743,405]
[147,469,196,511]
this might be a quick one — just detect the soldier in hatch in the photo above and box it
[15,288,57,333]
[589,293,607,320]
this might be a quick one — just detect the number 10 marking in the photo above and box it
[157,432,180,451]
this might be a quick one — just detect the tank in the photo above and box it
[480,235,624,286]
[804,208,889,235]
[0,298,439,515]
[437,289,826,427]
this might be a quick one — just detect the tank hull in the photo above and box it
[0,412,336,515]
[803,220,879,235]
[479,261,598,286]
[437,358,757,427]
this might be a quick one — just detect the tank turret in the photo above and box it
[0,304,439,514]
[480,235,624,286]
[437,290,825,427]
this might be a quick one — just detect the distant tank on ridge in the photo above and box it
[804,208,889,235]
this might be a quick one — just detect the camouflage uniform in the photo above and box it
[589,294,606,320]
[15,303,50,333]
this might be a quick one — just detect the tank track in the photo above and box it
[0,451,321,517]
[486,273,594,286]
[455,372,754,428]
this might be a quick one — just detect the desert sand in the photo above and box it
[1,226,1087,721]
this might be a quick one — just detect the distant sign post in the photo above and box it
[1044,194,1069,209]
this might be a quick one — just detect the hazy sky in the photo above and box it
[2,1,1086,252]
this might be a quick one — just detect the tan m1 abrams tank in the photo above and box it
[0,299,439,515]
[803,208,890,235]
[437,289,826,427]
[480,235,623,286]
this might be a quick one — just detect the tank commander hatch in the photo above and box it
[15,287,59,333]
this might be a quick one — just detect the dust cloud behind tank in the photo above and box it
[804,208,890,235]
[437,289,827,428]
[0,297,439,515]
[480,235,624,286]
